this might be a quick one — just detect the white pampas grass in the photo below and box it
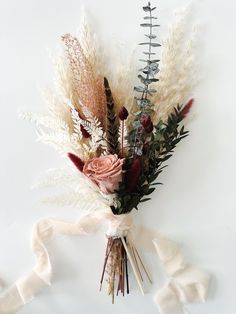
[78,9,104,75]
[105,47,137,111]
[153,4,198,122]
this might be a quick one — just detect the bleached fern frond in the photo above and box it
[68,101,107,153]
[20,109,89,158]
[152,3,197,123]
[32,166,83,189]
[69,105,83,138]
[20,111,70,133]
[42,189,109,211]
[118,120,129,156]
[36,128,89,158]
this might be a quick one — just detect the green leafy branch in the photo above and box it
[112,105,189,215]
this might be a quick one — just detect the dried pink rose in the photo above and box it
[83,154,124,194]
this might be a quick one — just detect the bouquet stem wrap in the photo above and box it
[0,209,209,314]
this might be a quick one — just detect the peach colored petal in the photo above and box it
[83,155,124,194]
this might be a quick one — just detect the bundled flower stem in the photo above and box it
[100,236,151,302]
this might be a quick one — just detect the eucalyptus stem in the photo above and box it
[132,1,160,157]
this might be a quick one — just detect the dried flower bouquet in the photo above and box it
[19,1,207,309]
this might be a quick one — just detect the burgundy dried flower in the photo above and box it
[69,107,91,138]
[78,113,91,138]
[141,115,153,133]
[180,98,194,119]
[145,121,153,133]
[80,125,91,138]
[68,153,84,172]
[118,106,129,120]
[126,158,141,192]
[142,143,149,155]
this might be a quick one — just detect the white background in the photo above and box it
[0,0,235,313]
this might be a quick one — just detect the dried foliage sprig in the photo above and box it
[104,77,119,154]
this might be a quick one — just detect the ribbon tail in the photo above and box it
[152,236,210,314]
[0,213,100,313]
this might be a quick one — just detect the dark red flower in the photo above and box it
[126,158,141,192]
[118,106,129,120]
[68,153,84,172]
[78,113,91,138]
[145,121,153,133]
[80,125,91,138]
[142,143,149,154]
[69,107,91,138]
[141,115,153,133]
[180,98,194,119]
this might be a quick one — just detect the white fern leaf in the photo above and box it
[68,101,107,153]
[42,190,108,211]
[20,111,70,133]
[32,166,83,189]
[70,105,83,138]
[118,121,129,149]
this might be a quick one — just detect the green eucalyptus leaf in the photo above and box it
[140,198,151,202]
[150,43,161,47]
[144,16,158,20]
[143,52,156,55]
[146,187,155,195]
[134,86,146,92]
[139,42,149,45]
[140,23,153,27]
[139,59,152,62]
[143,5,151,12]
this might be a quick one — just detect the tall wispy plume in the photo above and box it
[152,3,197,122]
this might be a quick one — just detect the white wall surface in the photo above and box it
[0,0,235,313]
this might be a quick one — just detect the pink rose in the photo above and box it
[83,154,124,194]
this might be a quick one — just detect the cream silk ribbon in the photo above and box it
[0,209,209,314]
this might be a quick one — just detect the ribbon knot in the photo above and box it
[0,211,209,314]
[105,212,133,238]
